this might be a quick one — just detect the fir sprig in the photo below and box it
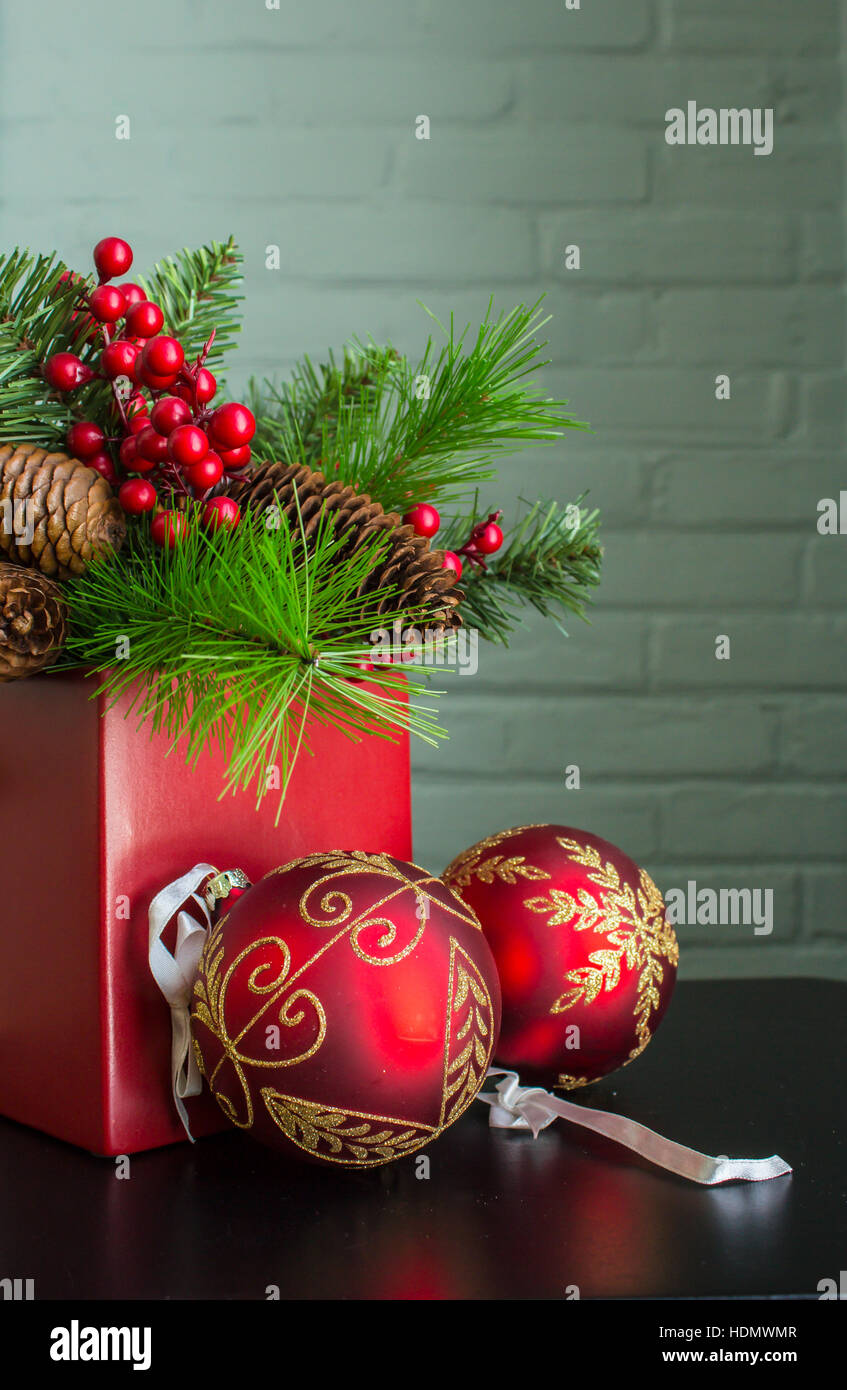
[0,249,86,444]
[251,298,589,512]
[138,236,242,377]
[60,508,445,819]
[439,497,602,645]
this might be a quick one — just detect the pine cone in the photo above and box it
[227,461,463,630]
[0,562,67,682]
[0,443,126,580]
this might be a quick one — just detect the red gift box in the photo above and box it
[0,671,412,1155]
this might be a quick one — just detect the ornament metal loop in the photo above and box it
[204,868,251,914]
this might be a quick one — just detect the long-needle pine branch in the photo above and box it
[250,297,589,512]
[59,508,446,820]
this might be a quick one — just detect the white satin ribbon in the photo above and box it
[148,863,217,1142]
[477,1069,792,1186]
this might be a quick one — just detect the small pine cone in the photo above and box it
[0,562,67,682]
[227,460,463,630]
[0,443,126,580]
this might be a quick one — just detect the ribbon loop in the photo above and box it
[478,1069,792,1187]
[148,863,218,1141]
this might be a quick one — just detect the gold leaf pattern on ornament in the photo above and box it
[259,1092,435,1166]
[439,940,496,1129]
[526,838,678,1061]
[442,826,551,891]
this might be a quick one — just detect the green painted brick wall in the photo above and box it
[1,0,844,980]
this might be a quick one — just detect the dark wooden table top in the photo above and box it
[1,979,843,1300]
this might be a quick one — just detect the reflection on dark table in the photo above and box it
[0,980,843,1299]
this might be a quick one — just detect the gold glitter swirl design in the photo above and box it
[288,850,476,965]
[523,837,678,1089]
[259,937,496,1167]
[192,921,327,1129]
[443,825,550,891]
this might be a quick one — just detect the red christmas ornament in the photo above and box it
[443,825,678,1090]
[190,852,501,1166]
[441,551,463,579]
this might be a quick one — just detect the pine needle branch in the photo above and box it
[250,297,589,512]
[439,497,602,645]
[59,508,446,820]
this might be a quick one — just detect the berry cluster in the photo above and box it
[402,503,504,580]
[43,237,252,544]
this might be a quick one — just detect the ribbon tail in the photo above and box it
[479,1069,792,1186]
[548,1095,792,1186]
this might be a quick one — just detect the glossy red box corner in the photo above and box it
[0,672,412,1155]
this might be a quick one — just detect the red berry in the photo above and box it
[186,453,223,490]
[87,452,119,486]
[119,436,139,469]
[441,551,463,580]
[194,368,217,404]
[138,365,178,392]
[125,300,164,338]
[168,424,208,467]
[93,237,133,281]
[151,510,188,549]
[135,426,170,464]
[119,478,158,514]
[44,352,93,391]
[475,522,504,555]
[67,421,105,459]
[101,339,139,380]
[209,401,255,449]
[218,444,251,472]
[89,284,126,323]
[202,496,240,531]
[403,503,440,539]
[150,396,191,436]
[126,391,148,418]
[117,282,146,307]
[141,336,184,378]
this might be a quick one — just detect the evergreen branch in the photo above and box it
[250,298,589,513]
[440,497,603,645]
[59,508,446,820]
[0,249,89,445]
[137,236,243,376]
